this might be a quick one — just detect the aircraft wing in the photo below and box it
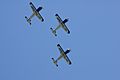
[57,44,64,54]
[36,13,44,22]
[61,24,70,34]
[55,14,63,24]
[29,2,37,12]
[64,55,72,65]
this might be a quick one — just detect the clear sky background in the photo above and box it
[0,0,120,80]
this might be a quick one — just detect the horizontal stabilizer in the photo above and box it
[52,58,58,67]
[25,16,31,25]
[50,28,57,36]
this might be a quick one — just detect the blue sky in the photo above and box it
[0,0,120,80]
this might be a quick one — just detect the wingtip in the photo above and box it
[68,48,71,51]
[69,62,72,65]
[29,2,32,4]
[42,18,44,22]
[57,44,60,46]
[68,30,70,34]
[51,58,54,60]
[67,18,69,20]
[55,14,58,16]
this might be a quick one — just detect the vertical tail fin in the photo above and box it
[51,58,58,67]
